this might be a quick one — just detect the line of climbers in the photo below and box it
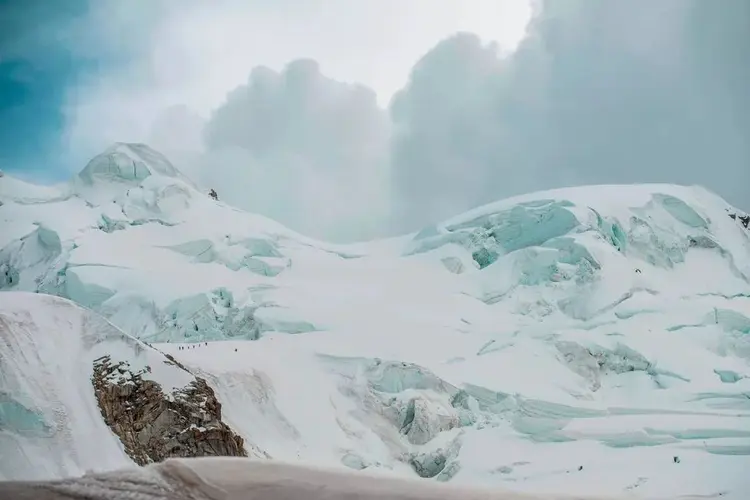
[178,342,209,350]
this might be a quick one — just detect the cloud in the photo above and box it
[195,59,392,242]
[45,0,530,240]
[389,33,525,230]
[389,0,750,231]
[146,104,206,180]
[57,0,531,171]
[5,0,747,242]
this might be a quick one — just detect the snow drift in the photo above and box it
[1,143,750,498]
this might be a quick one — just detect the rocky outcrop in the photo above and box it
[91,355,246,465]
[728,210,750,229]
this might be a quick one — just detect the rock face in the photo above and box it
[728,210,750,228]
[91,354,246,465]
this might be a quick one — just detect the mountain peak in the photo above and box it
[71,143,200,208]
[77,143,195,187]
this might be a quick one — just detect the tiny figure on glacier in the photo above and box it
[208,188,219,201]
[634,268,641,274]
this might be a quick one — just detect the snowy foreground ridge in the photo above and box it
[0,458,731,500]
[1,143,750,498]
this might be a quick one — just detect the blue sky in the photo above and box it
[0,1,89,181]
[0,55,72,181]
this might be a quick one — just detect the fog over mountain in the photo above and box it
[3,1,747,241]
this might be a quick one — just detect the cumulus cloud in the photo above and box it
[389,33,531,229]
[50,0,530,241]
[57,0,530,165]
[389,0,750,231]
[197,60,391,242]
[146,104,206,180]
[7,0,747,241]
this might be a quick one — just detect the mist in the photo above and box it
[3,0,747,241]
[198,60,391,241]
[388,0,750,231]
[140,0,750,239]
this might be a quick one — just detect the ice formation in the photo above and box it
[1,143,750,498]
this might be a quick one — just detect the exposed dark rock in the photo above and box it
[727,210,750,229]
[91,355,246,465]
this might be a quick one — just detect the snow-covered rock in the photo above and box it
[1,145,750,498]
[91,353,249,466]
[0,292,247,481]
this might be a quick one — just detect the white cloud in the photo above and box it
[198,60,392,242]
[61,0,532,151]
[21,0,748,242]
[388,0,750,230]
[57,0,531,241]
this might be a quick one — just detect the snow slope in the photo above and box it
[1,143,750,497]
[0,292,206,480]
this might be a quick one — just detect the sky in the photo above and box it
[1,0,748,242]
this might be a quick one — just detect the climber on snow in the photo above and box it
[208,188,219,201]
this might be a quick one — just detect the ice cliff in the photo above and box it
[1,144,749,498]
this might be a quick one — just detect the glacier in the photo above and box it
[1,143,750,498]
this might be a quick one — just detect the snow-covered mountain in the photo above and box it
[1,143,750,498]
[0,292,251,480]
